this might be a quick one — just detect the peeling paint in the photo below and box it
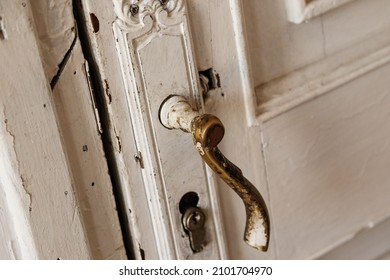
[20,175,33,213]
[195,142,205,156]
[0,106,38,258]
[3,107,33,211]
[113,126,122,153]
[135,151,144,169]
[0,16,8,40]
[104,79,112,104]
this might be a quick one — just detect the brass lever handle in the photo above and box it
[159,95,270,251]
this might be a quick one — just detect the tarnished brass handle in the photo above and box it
[159,95,270,251]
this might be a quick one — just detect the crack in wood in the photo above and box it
[50,24,78,90]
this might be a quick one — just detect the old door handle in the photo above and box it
[159,95,270,251]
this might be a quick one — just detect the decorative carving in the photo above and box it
[114,0,185,33]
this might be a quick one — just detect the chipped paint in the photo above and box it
[0,106,38,258]
[84,62,103,134]
[135,151,144,169]
[195,142,205,156]
[104,79,112,104]
[0,16,8,40]
[113,126,122,153]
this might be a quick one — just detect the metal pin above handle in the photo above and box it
[159,95,270,251]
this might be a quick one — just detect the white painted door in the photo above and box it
[79,0,390,260]
[2,0,390,260]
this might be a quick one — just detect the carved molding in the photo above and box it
[256,31,390,122]
[114,0,185,33]
[111,0,225,259]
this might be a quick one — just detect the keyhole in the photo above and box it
[179,192,199,214]
[179,192,206,253]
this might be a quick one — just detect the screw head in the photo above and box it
[130,4,139,16]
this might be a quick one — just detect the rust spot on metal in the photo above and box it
[90,13,100,33]
[192,114,270,251]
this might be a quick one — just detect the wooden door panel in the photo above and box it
[262,63,390,259]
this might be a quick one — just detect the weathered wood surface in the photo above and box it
[0,0,125,259]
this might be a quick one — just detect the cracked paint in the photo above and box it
[0,105,38,258]
[2,107,32,209]
[20,175,33,213]
[50,29,78,89]
[30,0,76,81]
[113,126,122,153]
[0,16,8,40]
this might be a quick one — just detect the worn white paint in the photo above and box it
[0,0,126,259]
[159,95,200,132]
[3,0,390,260]
[78,0,390,260]
[0,0,90,259]
[285,0,356,24]
[229,0,258,127]
[0,110,37,259]
[80,0,159,260]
